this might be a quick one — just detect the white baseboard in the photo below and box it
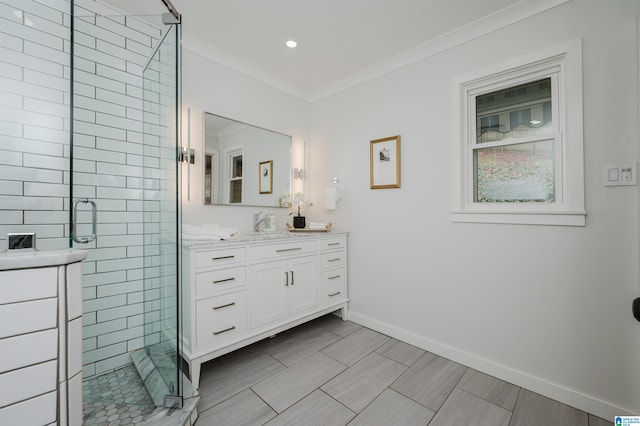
[349,311,635,420]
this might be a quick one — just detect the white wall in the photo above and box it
[180,0,640,418]
[307,0,640,418]
[181,46,309,229]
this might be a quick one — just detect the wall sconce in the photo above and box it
[293,168,304,180]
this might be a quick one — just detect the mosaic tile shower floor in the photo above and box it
[83,365,156,426]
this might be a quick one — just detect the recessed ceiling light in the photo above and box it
[529,120,542,125]
[286,40,297,48]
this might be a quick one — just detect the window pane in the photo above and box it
[474,141,555,203]
[231,155,243,178]
[476,78,552,143]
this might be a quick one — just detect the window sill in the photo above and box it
[451,210,586,226]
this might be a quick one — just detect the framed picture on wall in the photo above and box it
[370,135,401,189]
[259,160,273,194]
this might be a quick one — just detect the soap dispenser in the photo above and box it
[264,211,276,233]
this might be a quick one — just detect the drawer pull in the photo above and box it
[328,258,341,262]
[328,275,341,280]
[276,247,302,253]
[212,277,235,284]
[327,242,340,246]
[329,291,341,297]
[213,326,236,335]
[212,255,235,261]
[212,302,235,310]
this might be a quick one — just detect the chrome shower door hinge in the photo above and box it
[164,395,183,411]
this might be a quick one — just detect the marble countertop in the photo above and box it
[182,229,348,249]
[0,248,88,271]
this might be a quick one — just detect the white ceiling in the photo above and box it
[99,0,561,100]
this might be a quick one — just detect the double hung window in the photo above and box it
[452,40,585,226]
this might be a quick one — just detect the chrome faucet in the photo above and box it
[253,211,265,232]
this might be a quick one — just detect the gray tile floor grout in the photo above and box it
[194,313,611,426]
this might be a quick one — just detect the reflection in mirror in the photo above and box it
[204,113,292,207]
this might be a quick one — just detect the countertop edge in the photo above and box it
[182,229,349,249]
[0,249,89,271]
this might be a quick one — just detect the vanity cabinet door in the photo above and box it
[249,261,288,329]
[288,256,317,316]
[249,255,318,329]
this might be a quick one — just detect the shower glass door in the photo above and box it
[70,4,183,410]
[142,22,182,400]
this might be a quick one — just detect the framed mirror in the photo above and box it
[204,112,292,207]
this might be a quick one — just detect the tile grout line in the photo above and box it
[507,387,522,426]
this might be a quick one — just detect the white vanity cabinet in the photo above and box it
[0,249,87,426]
[182,232,348,388]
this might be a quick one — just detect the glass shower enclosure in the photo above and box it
[0,0,186,421]
[70,1,185,413]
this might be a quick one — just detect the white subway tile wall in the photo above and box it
[0,0,167,378]
[73,6,164,378]
[0,0,72,246]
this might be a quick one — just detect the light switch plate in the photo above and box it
[603,163,637,186]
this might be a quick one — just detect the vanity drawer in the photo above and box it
[0,268,57,304]
[250,240,317,261]
[0,298,57,339]
[195,267,246,297]
[196,291,247,350]
[195,248,246,269]
[319,251,346,269]
[0,329,57,374]
[0,360,57,408]
[318,237,347,251]
[320,268,347,306]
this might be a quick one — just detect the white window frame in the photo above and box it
[225,146,244,204]
[451,39,586,226]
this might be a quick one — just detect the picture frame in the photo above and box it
[258,160,273,194]
[370,135,401,189]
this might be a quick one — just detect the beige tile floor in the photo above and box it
[194,314,611,426]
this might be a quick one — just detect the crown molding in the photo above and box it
[182,0,572,103]
[308,0,572,101]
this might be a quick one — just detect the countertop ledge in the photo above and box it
[0,248,88,271]
[182,229,348,248]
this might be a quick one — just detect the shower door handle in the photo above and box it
[72,198,97,244]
